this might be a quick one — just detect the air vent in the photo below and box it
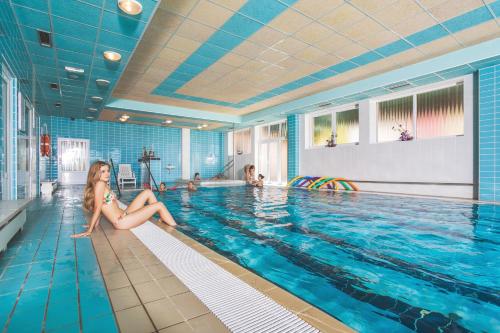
[318,102,332,108]
[387,82,411,91]
[65,66,84,75]
[54,102,62,108]
[37,29,52,48]
[50,83,59,90]
[256,120,264,123]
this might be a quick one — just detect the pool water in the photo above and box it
[122,187,499,333]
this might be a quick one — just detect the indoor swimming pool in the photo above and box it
[121,187,500,333]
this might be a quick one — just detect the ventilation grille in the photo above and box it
[37,29,52,47]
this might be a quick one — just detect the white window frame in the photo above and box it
[229,128,252,156]
[372,75,468,142]
[307,103,359,149]
[255,119,288,185]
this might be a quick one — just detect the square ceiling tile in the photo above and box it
[294,46,328,63]
[257,48,289,63]
[149,9,184,33]
[98,30,138,52]
[340,17,386,41]
[231,40,267,58]
[272,37,310,55]
[221,12,263,38]
[13,5,50,30]
[210,0,247,11]
[12,0,48,12]
[247,26,286,47]
[292,0,344,19]
[319,3,365,31]
[189,0,234,29]
[101,10,146,39]
[52,16,98,43]
[348,0,398,14]
[54,34,94,55]
[358,30,400,50]
[51,0,101,27]
[453,20,500,46]
[391,12,437,37]
[371,0,426,28]
[293,21,333,45]
[428,0,484,22]
[175,19,216,43]
[219,52,251,67]
[140,26,172,46]
[268,8,313,35]
[158,47,190,62]
[167,35,201,53]
[239,59,268,71]
[159,0,198,16]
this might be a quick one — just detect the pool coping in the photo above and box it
[145,217,355,333]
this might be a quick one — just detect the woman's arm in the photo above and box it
[71,182,105,238]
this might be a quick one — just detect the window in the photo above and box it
[313,114,332,146]
[377,82,464,142]
[312,107,359,146]
[233,128,251,155]
[336,108,359,144]
[416,83,464,139]
[377,96,413,142]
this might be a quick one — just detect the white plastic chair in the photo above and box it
[118,164,136,189]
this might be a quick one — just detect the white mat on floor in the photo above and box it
[130,221,319,333]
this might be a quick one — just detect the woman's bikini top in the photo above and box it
[103,190,116,205]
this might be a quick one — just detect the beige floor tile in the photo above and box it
[115,305,155,333]
[135,280,166,303]
[144,298,184,329]
[265,288,312,313]
[120,258,143,271]
[158,322,193,333]
[299,307,355,333]
[218,261,249,277]
[109,286,141,311]
[98,259,124,276]
[126,268,153,284]
[188,313,230,333]
[103,271,131,290]
[170,292,209,320]
[136,254,162,267]
[157,276,189,296]
[239,272,277,292]
[146,264,173,279]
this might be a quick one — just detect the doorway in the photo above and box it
[257,121,288,185]
[57,138,90,185]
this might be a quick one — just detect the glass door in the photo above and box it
[1,66,13,200]
[58,138,90,185]
[257,121,288,185]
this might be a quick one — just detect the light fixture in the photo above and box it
[96,79,110,87]
[49,82,59,90]
[65,66,84,75]
[197,125,203,129]
[103,51,121,62]
[54,102,62,108]
[37,29,52,48]
[202,124,208,128]
[91,96,103,103]
[86,116,94,120]
[164,119,172,124]
[87,107,98,112]
[118,0,143,15]
[121,114,130,119]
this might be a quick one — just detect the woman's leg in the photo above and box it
[115,202,176,229]
[126,189,158,213]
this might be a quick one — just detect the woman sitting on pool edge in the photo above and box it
[72,161,176,238]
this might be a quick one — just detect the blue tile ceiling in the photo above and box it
[10,0,159,119]
[152,0,500,109]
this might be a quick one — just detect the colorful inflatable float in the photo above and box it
[287,176,358,191]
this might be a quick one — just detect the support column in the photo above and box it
[287,114,300,181]
[181,128,190,180]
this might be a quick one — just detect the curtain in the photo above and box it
[377,96,413,142]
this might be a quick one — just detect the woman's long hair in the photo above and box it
[83,161,109,212]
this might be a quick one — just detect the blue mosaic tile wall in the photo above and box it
[190,130,225,179]
[479,64,500,201]
[0,1,35,199]
[287,115,300,181]
[40,116,183,185]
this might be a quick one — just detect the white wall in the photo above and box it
[299,76,474,198]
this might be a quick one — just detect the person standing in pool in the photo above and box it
[193,172,201,182]
[245,165,258,185]
[72,161,176,238]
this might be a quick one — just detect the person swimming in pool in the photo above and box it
[71,161,176,238]
[187,181,197,192]
[193,172,201,182]
[255,174,264,187]
[159,182,177,192]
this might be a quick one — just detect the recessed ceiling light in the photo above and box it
[197,125,203,129]
[103,51,121,62]
[87,107,98,112]
[86,116,94,120]
[96,79,110,87]
[118,0,143,15]
[121,114,130,119]
[119,117,128,122]
[91,96,103,103]
[164,119,172,124]
[65,66,84,75]
[202,124,208,128]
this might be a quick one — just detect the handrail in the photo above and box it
[109,158,122,198]
[142,158,160,192]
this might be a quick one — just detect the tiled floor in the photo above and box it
[1,187,353,333]
[0,188,117,333]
